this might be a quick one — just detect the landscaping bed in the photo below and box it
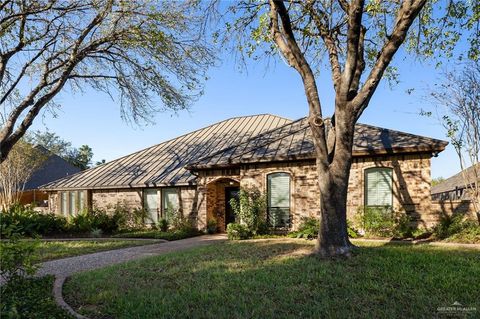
[64,239,480,319]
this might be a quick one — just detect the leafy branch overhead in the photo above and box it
[0,0,216,162]
[223,0,478,257]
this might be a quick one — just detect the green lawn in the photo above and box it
[64,239,480,319]
[33,239,159,263]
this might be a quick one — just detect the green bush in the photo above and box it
[0,205,68,237]
[229,189,266,235]
[292,217,319,239]
[0,225,39,283]
[158,219,169,232]
[354,206,417,238]
[112,228,202,241]
[432,214,480,243]
[226,223,251,240]
[207,218,217,234]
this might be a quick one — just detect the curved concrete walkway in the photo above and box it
[37,234,227,319]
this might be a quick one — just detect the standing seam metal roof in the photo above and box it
[188,117,449,169]
[40,114,292,190]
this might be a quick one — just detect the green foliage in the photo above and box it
[158,219,169,232]
[63,241,480,319]
[207,218,217,234]
[1,276,72,318]
[226,223,251,240]
[112,229,202,241]
[354,206,415,238]
[229,189,266,235]
[291,217,319,239]
[0,225,39,283]
[289,217,359,239]
[27,130,94,170]
[431,177,445,187]
[0,205,68,237]
[432,214,480,243]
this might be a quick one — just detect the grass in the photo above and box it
[0,276,72,319]
[112,229,203,241]
[33,239,158,263]
[64,239,480,319]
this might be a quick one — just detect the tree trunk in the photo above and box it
[315,155,355,257]
[313,109,356,258]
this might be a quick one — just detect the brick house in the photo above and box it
[41,114,447,230]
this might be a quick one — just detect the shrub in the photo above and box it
[0,225,39,283]
[0,205,68,237]
[292,217,319,239]
[354,206,417,238]
[158,218,169,232]
[229,189,266,235]
[432,214,480,243]
[207,218,217,234]
[226,223,251,240]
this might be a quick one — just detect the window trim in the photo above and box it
[364,167,393,207]
[266,172,292,228]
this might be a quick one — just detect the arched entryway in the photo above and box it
[206,178,240,232]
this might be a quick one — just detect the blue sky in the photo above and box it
[30,47,460,179]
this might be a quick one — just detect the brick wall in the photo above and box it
[197,153,434,230]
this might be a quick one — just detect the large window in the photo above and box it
[69,192,76,216]
[78,191,85,212]
[365,168,393,206]
[162,188,179,220]
[60,192,67,216]
[267,173,291,228]
[144,189,159,224]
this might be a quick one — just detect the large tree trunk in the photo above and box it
[313,108,356,257]
[315,155,355,257]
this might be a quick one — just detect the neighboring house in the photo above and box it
[21,146,81,207]
[40,114,447,229]
[431,164,479,201]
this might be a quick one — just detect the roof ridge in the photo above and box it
[356,122,448,144]
[188,117,307,168]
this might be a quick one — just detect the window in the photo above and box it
[144,189,159,224]
[78,191,85,212]
[69,192,76,215]
[267,173,291,228]
[365,168,393,206]
[60,192,67,216]
[162,188,179,220]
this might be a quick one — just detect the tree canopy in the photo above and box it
[0,0,215,162]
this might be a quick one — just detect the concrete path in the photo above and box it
[37,234,227,278]
[33,234,227,319]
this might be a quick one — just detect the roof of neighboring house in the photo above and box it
[431,164,479,195]
[40,114,292,190]
[24,146,81,190]
[188,117,449,169]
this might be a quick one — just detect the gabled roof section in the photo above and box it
[189,117,449,169]
[25,146,81,190]
[40,114,291,190]
[431,163,479,195]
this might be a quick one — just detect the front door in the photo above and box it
[225,187,240,228]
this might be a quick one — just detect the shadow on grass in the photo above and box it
[64,240,480,319]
